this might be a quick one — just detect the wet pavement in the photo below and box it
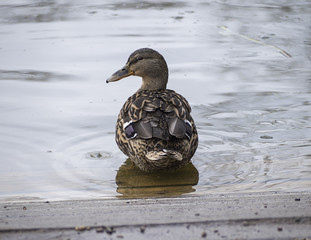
[1,192,311,239]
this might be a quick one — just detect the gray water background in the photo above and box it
[0,0,310,201]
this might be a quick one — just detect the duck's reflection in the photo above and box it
[116,159,199,198]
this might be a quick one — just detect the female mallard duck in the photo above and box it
[107,48,198,172]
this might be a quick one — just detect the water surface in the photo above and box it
[0,0,310,201]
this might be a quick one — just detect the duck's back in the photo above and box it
[116,89,198,172]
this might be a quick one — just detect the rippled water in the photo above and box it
[0,0,310,201]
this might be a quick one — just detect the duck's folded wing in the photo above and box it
[121,90,193,140]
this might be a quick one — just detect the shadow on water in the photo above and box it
[0,1,186,24]
[105,2,186,10]
[0,69,73,82]
[116,159,199,198]
[0,1,73,23]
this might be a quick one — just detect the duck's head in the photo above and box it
[106,48,168,91]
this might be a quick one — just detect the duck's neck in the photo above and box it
[138,76,168,92]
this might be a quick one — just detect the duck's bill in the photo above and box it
[106,65,134,83]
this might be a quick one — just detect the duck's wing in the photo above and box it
[119,89,194,141]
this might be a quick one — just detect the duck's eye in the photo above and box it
[137,56,143,61]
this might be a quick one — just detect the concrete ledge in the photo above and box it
[1,191,311,239]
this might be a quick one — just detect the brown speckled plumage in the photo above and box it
[107,48,198,172]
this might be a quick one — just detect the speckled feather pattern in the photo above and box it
[115,89,198,172]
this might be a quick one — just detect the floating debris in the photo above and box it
[87,151,111,159]
[243,221,250,227]
[75,226,87,231]
[140,226,146,233]
[96,227,104,233]
[106,226,115,235]
[219,26,292,58]
[260,135,273,139]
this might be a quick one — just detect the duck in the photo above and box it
[106,48,198,172]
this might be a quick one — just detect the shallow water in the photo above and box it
[0,0,310,201]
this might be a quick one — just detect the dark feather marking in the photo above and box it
[168,117,186,138]
[133,121,153,139]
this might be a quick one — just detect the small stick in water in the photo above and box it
[219,26,292,58]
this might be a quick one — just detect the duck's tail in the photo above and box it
[146,149,183,161]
